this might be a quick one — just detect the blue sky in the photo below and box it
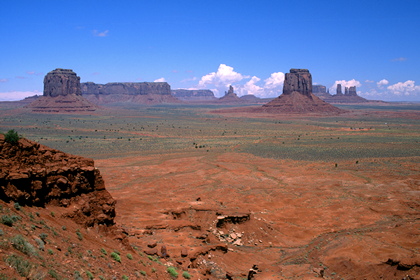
[1,0,419,101]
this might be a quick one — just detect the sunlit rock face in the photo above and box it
[282,69,312,97]
[43,68,81,97]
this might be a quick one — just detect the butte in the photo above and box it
[26,68,97,112]
[261,69,344,114]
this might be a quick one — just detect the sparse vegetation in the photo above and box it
[11,234,38,257]
[127,253,133,260]
[167,266,178,278]
[86,271,94,279]
[182,271,191,279]
[76,229,83,240]
[4,129,19,144]
[111,251,121,263]
[5,254,33,277]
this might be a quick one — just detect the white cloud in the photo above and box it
[377,79,389,87]
[154,77,166,82]
[387,80,420,96]
[198,64,248,90]
[329,79,362,93]
[0,79,8,83]
[180,77,197,83]
[0,90,41,101]
[237,76,263,96]
[391,57,407,62]
[26,71,43,76]
[93,30,109,37]
[195,64,284,98]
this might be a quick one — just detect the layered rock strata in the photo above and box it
[81,82,179,104]
[262,69,344,113]
[0,135,115,227]
[172,89,217,101]
[27,68,96,112]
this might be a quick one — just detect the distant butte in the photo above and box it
[218,85,241,103]
[26,68,97,112]
[261,69,345,113]
[81,81,180,104]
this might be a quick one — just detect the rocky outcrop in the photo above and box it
[325,85,370,103]
[282,69,312,97]
[172,89,217,101]
[26,69,96,112]
[81,82,180,104]
[261,69,344,113]
[43,69,81,97]
[218,85,241,103]
[81,82,171,96]
[348,86,357,96]
[336,84,343,96]
[312,85,332,99]
[0,135,115,227]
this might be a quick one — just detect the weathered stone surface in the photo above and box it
[282,69,312,96]
[312,85,332,99]
[336,84,343,96]
[81,82,180,104]
[348,86,357,96]
[81,82,171,96]
[261,69,345,113]
[172,89,216,101]
[44,68,81,97]
[0,135,115,227]
[218,85,240,103]
[325,85,369,103]
[27,69,96,112]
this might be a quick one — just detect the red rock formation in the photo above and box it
[0,135,115,227]
[26,68,97,112]
[262,69,344,113]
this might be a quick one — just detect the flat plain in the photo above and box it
[1,103,419,279]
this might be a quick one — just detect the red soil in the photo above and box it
[96,151,420,279]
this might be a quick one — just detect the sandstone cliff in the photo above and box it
[171,89,217,101]
[0,135,115,227]
[81,82,180,104]
[262,69,344,113]
[26,68,96,112]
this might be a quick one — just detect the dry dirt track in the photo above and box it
[97,151,420,279]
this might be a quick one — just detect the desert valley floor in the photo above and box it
[1,103,419,279]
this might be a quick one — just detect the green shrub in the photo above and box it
[1,215,14,226]
[140,270,147,276]
[122,276,129,280]
[5,254,32,277]
[39,233,48,242]
[4,129,19,144]
[101,248,107,255]
[167,266,178,278]
[126,253,133,260]
[48,269,59,279]
[11,235,38,257]
[110,251,121,263]
[86,271,94,280]
[48,249,54,255]
[182,271,191,279]
[13,202,21,211]
[76,230,83,241]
